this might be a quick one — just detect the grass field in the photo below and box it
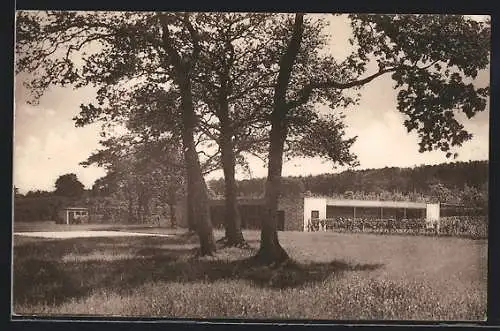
[13,221,177,233]
[12,228,487,320]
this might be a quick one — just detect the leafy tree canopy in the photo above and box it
[54,173,85,198]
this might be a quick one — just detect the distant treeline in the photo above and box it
[208,160,488,208]
[14,160,488,223]
[14,195,74,223]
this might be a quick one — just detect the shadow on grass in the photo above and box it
[13,234,383,307]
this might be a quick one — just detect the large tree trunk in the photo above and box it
[158,13,215,255]
[254,13,304,264]
[217,77,246,247]
[219,127,246,247]
[254,116,289,263]
[179,78,216,256]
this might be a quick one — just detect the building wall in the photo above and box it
[303,197,327,231]
[174,196,304,231]
[426,203,440,221]
[278,195,304,231]
[426,203,440,229]
[174,196,441,232]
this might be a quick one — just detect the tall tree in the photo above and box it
[81,132,187,225]
[77,83,219,230]
[255,14,489,263]
[15,11,217,255]
[54,173,85,198]
[193,13,275,247]
[156,13,216,255]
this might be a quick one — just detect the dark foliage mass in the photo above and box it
[308,216,487,240]
[54,173,85,198]
[15,160,487,223]
[209,160,488,207]
[15,174,89,223]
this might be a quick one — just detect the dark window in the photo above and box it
[326,206,353,218]
[356,207,380,218]
[311,210,319,219]
[406,208,426,218]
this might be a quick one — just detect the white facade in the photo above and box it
[303,196,441,231]
[425,203,440,230]
[65,208,89,224]
[303,197,327,231]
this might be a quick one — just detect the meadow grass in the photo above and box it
[12,230,487,320]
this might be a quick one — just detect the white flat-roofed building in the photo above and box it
[303,196,440,232]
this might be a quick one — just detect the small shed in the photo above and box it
[58,207,90,225]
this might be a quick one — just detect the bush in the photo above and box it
[14,196,69,223]
[309,216,487,239]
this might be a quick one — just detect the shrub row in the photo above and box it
[308,216,487,239]
[439,216,488,239]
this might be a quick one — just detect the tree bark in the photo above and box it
[159,13,215,255]
[186,195,196,232]
[254,13,305,264]
[219,122,246,247]
[217,68,246,247]
[254,112,289,263]
[179,78,216,256]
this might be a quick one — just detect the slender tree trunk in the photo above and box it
[254,113,289,263]
[254,13,304,264]
[158,13,215,255]
[127,195,134,223]
[179,78,216,256]
[137,191,144,223]
[219,128,246,247]
[217,77,246,247]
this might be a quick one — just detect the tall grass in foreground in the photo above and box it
[13,231,487,320]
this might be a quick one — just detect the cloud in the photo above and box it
[13,126,106,194]
[345,109,488,170]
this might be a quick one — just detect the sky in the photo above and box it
[13,14,490,194]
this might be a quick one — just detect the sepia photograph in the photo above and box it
[12,11,490,321]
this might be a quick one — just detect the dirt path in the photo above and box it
[14,230,173,239]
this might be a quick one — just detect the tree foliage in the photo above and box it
[208,160,488,208]
[82,134,186,224]
[54,173,85,198]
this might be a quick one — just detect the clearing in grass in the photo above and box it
[12,230,487,320]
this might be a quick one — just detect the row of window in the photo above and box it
[311,206,426,220]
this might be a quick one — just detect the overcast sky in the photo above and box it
[13,14,490,194]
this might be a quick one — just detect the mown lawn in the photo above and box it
[12,230,487,320]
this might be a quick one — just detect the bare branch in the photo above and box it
[287,66,396,110]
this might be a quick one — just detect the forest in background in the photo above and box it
[14,159,488,223]
[208,160,488,208]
